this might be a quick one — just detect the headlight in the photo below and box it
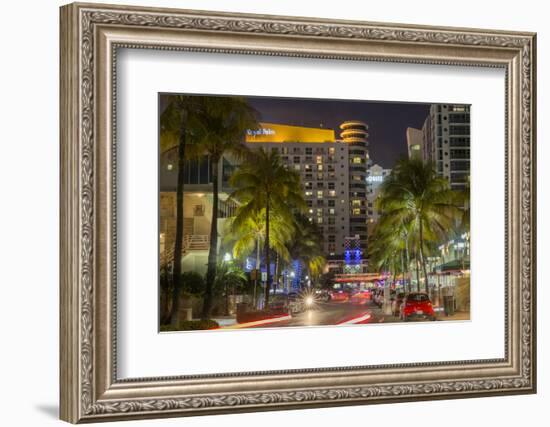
[305,296,314,306]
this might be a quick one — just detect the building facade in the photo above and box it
[339,121,370,253]
[406,127,424,160]
[366,163,392,224]
[245,121,370,258]
[422,104,471,190]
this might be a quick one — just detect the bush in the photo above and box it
[160,319,219,332]
[181,271,205,296]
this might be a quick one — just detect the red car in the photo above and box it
[400,293,436,321]
[350,289,371,305]
[329,290,349,302]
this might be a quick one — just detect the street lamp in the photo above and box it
[223,252,232,262]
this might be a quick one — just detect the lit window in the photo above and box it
[294,164,300,171]
[329,190,336,197]
[316,156,323,164]
[317,217,323,224]
[317,191,323,199]
[329,147,335,155]
[353,208,361,215]
[352,200,361,206]
[352,157,362,164]
[317,164,323,171]
[305,191,313,197]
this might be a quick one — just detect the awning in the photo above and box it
[433,259,470,274]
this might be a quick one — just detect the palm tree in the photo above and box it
[376,159,464,293]
[223,209,293,306]
[229,148,306,308]
[286,213,326,286]
[214,262,247,316]
[186,96,258,320]
[368,220,406,313]
[160,95,203,326]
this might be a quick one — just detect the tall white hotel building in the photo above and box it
[419,104,471,190]
[244,120,370,260]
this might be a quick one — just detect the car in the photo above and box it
[400,292,436,321]
[350,289,371,305]
[391,292,406,316]
[286,292,304,314]
[314,289,330,302]
[267,294,289,315]
[329,289,349,302]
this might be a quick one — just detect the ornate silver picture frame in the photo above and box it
[60,2,536,423]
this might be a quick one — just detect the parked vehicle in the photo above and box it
[267,294,289,315]
[400,293,436,321]
[287,292,303,314]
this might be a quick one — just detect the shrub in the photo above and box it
[160,319,219,332]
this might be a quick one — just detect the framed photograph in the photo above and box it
[60,2,537,423]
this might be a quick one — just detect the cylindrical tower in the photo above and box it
[340,120,369,145]
[340,121,369,253]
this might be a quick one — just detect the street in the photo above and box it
[232,298,470,329]
[245,299,384,328]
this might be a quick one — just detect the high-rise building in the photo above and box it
[422,104,471,190]
[245,122,349,257]
[366,163,392,223]
[339,121,370,252]
[406,127,424,160]
[244,121,370,257]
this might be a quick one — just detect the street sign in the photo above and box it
[261,272,267,281]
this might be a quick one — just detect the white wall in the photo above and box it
[0,0,546,426]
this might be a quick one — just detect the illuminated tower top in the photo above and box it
[339,121,369,145]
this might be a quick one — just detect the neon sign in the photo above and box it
[246,128,275,137]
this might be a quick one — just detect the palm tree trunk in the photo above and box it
[415,255,421,292]
[202,157,219,320]
[264,198,271,309]
[383,263,391,315]
[399,251,407,290]
[274,253,280,292]
[253,237,260,308]
[418,219,430,293]
[404,233,411,293]
[170,128,187,326]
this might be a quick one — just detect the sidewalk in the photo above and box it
[374,307,470,323]
[436,311,470,321]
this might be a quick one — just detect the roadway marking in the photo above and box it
[337,312,372,325]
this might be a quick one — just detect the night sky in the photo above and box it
[159,93,432,168]
[245,96,431,168]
